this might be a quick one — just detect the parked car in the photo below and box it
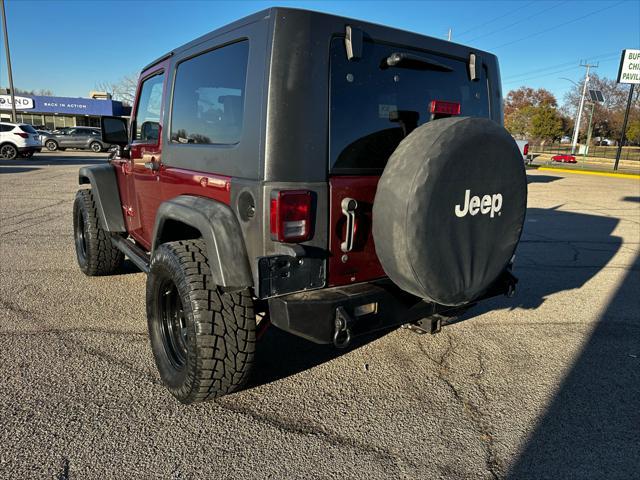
[551,154,577,163]
[0,122,42,159]
[514,139,530,164]
[41,127,112,152]
[73,7,527,403]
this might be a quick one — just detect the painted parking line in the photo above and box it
[538,167,640,180]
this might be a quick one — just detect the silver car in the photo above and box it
[41,127,111,153]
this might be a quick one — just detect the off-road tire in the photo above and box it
[147,240,256,404]
[0,143,18,160]
[90,141,102,153]
[45,140,58,151]
[73,189,123,276]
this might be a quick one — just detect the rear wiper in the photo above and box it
[380,52,453,72]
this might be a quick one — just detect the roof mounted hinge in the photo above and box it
[345,25,363,61]
[469,53,482,81]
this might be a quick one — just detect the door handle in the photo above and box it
[340,197,358,253]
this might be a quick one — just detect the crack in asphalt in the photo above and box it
[0,299,157,384]
[418,334,502,480]
[1,200,68,222]
[1,297,412,475]
[215,398,413,477]
[0,213,67,236]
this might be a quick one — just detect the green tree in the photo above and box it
[504,87,558,139]
[627,119,640,145]
[531,105,563,142]
[505,105,536,137]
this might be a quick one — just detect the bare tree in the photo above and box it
[95,73,138,106]
[2,87,55,96]
[562,74,640,140]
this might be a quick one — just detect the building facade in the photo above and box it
[0,93,130,129]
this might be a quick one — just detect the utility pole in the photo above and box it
[1,0,16,123]
[570,61,598,155]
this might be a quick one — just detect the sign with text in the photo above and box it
[0,94,129,116]
[617,49,640,84]
[0,95,34,110]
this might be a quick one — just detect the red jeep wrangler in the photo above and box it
[73,8,527,403]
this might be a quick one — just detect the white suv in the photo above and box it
[0,122,42,159]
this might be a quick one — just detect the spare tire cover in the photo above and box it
[372,117,527,306]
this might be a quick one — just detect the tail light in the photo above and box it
[523,143,529,156]
[429,100,461,116]
[270,190,312,243]
[14,132,29,139]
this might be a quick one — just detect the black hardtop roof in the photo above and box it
[142,6,496,73]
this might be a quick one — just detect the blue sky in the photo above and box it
[1,0,638,104]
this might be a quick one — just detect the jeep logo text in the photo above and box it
[454,189,503,218]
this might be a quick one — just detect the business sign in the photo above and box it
[0,94,130,116]
[617,49,640,84]
[0,95,34,110]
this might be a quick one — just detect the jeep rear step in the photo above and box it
[111,236,151,273]
[268,270,517,347]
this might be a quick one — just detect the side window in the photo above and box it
[133,72,165,142]
[0,124,12,132]
[170,40,249,145]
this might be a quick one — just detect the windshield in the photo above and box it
[330,39,491,173]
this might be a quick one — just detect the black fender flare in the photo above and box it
[152,195,253,289]
[78,165,126,232]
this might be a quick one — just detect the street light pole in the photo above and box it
[0,0,16,123]
[570,63,593,154]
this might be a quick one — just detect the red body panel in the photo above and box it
[328,176,386,287]
[160,167,231,205]
[114,58,231,251]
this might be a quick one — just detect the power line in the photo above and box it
[489,0,626,50]
[502,57,618,86]
[455,1,536,38]
[466,1,567,43]
[503,52,619,81]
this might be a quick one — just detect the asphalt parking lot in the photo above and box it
[1,152,639,479]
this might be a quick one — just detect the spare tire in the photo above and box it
[372,117,527,306]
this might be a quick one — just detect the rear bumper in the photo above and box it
[269,270,518,345]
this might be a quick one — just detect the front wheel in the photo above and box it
[147,240,256,403]
[45,140,58,151]
[89,141,103,153]
[73,189,124,275]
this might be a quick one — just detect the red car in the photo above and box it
[551,154,577,163]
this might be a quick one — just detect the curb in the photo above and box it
[536,167,640,180]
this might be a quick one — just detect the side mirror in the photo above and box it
[101,116,128,147]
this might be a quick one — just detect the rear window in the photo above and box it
[330,39,490,173]
[19,124,38,134]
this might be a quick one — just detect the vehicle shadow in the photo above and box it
[507,248,640,479]
[249,325,391,389]
[0,156,107,167]
[526,174,563,184]
[0,166,41,174]
[249,205,623,390]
